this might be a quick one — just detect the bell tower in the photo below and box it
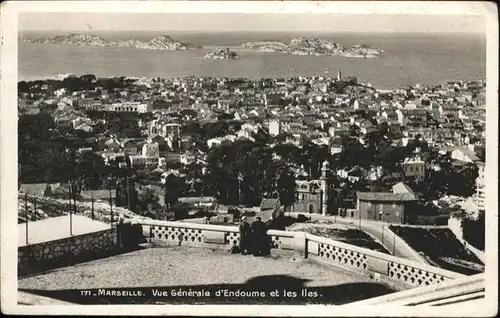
[337,69,342,81]
[320,160,330,215]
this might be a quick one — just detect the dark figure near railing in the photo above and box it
[238,216,251,255]
[117,219,144,250]
[251,217,270,256]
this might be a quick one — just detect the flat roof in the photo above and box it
[18,215,111,247]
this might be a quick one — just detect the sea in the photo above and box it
[18,31,486,90]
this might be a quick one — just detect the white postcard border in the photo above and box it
[1,1,498,316]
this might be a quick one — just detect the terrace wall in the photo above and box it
[18,228,118,276]
[137,219,465,290]
[448,216,486,264]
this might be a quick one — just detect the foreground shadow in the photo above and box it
[19,274,396,305]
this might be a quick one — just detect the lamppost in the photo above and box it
[393,232,396,255]
[358,207,361,230]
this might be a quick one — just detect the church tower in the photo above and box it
[320,160,330,215]
[337,69,342,81]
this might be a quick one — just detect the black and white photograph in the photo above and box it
[0,1,498,316]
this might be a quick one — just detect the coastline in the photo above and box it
[20,73,480,93]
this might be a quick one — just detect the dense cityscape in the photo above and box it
[18,70,486,249]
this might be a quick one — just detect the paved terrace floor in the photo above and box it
[18,215,111,247]
[18,246,397,305]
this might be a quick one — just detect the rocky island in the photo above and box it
[241,37,383,58]
[203,48,239,60]
[24,33,199,51]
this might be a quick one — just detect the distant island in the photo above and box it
[241,37,384,58]
[203,48,239,60]
[24,33,199,51]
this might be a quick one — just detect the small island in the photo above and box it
[24,33,199,51]
[203,48,239,60]
[241,37,384,58]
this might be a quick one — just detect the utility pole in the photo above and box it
[126,176,131,210]
[358,209,361,230]
[393,233,396,255]
[73,182,77,214]
[69,181,73,236]
[109,187,113,226]
[381,224,384,245]
[25,193,29,245]
[68,181,72,211]
[70,204,73,236]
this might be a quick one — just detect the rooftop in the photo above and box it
[357,192,417,202]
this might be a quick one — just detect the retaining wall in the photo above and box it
[18,228,118,276]
[448,216,486,264]
[287,212,429,264]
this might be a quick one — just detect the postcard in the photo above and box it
[1,1,498,316]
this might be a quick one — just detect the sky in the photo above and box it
[19,13,486,34]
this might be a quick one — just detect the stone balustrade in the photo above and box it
[305,233,464,289]
[350,273,485,306]
[135,219,465,290]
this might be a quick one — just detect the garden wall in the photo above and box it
[18,228,118,276]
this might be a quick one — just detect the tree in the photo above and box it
[171,202,192,220]
[252,128,272,146]
[274,143,301,165]
[205,140,296,207]
[75,152,109,190]
[274,132,293,145]
[217,113,235,121]
[80,74,97,84]
[179,109,198,119]
[135,187,160,214]
[208,120,231,138]
[164,174,186,209]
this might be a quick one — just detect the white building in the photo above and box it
[402,156,426,183]
[475,162,485,211]
[268,120,281,136]
[142,141,159,158]
[180,153,196,165]
[149,120,180,139]
[108,102,151,113]
[451,146,480,163]
[128,155,159,168]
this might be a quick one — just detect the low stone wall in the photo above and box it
[135,219,465,290]
[352,273,485,306]
[286,212,430,263]
[18,228,118,276]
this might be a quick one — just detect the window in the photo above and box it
[309,204,315,214]
[351,211,354,218]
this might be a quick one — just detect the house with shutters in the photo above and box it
[354,192,418,224]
